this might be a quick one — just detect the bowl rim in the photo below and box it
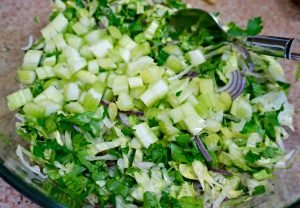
[0,161,65,208]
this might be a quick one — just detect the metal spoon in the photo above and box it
[169,8,300,61]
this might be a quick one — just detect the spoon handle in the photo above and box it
[245,35,300,61]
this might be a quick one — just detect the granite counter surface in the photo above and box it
[0,0,300,207]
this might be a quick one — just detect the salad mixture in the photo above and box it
[7,0,296,207]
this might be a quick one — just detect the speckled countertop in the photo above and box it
[0,0,300,207]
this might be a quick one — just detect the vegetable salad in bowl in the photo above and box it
[6,0,296,207]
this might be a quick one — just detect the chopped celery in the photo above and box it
[97,58,117,70]
[89,40,113,58]
[140,66,163,84]
[116,93,134,111]
[186,49,206,66]
[165,55,186,73]
[199,78,214,94]
[22,50,43,71]
[140,79,169,107]
[36,66,55,80]
[64,83,80,101]
[17,70,36,84]
[7,88,33,111]
[64,102,85,114]
[43,56,57,66]
[76,70,98,85]
[118,35,137,50]
[128,76,144,89]
[23,102,45,118]
[87,60,99,74]
[133,122,158,148]
[112,75,129,95]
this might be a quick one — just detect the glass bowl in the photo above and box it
[0,1,300,208]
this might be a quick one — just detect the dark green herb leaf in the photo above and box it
[252,185,265,195]
[175,133,190,147]
[121,127,134,137]
[144,143,168,164]
[178,196,203,208]
[245,150,261,163]
[143,192,160,208]
[246,17,263,36]
[106,179,129,197]
[175,91,182,97]
[169,143,190,163]
[148,118,159,128]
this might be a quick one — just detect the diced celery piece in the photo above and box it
[7,88,33,111]
[127,56,154,76]
[23,102,45,118]
[118,35,137,50]
[22,50,43,71]
[169,107,184,123]
[79,45,94,60]
[97,58,117,70]
[162,45,183,56]
[140,66,163,84]
[64,102,85,114]
[108,103,118,120]
[177,85,193,104]
[76,70,97,85]
[133,122,158,148]
[82,88,102,111]
[106,72,116,88]
[112,75,129,95]
[130,86,146,99]
[41,86,64,104]
[116,93,134,111]
[131,42,151,59]
[103,89,114,101]
[219,92,232,111]
[128,77,144,89]
[140,80,169,107]
[186,49,206,66]
[203,133,220,151]
[72,21,89,35]
[44,39,56,53]
[41,25,57,40]
[189,78,200,96]
[53,63,72,80]
[198,93,220,110]
[89,40,113,58]
[43,56,56,66]
[36,66,55,80]
[38,99,62,116]
[84,30,105,44]
[113,47,131,63]
[157,111,179,135]
[199,78,214,94]
[88,60,99,74]
[165,55,186,73]
[17,70,36,84]
[64,83,80,101]
[65,34,83,50]
[144,21,159,40]
[230,97,252,121]
[183,114,206,135]
[108,26,122,39]
[205,119,221,133]
[53,34,67,51]
[63,47,87,74]
[98,72,108,83]
[50,13,68,33]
